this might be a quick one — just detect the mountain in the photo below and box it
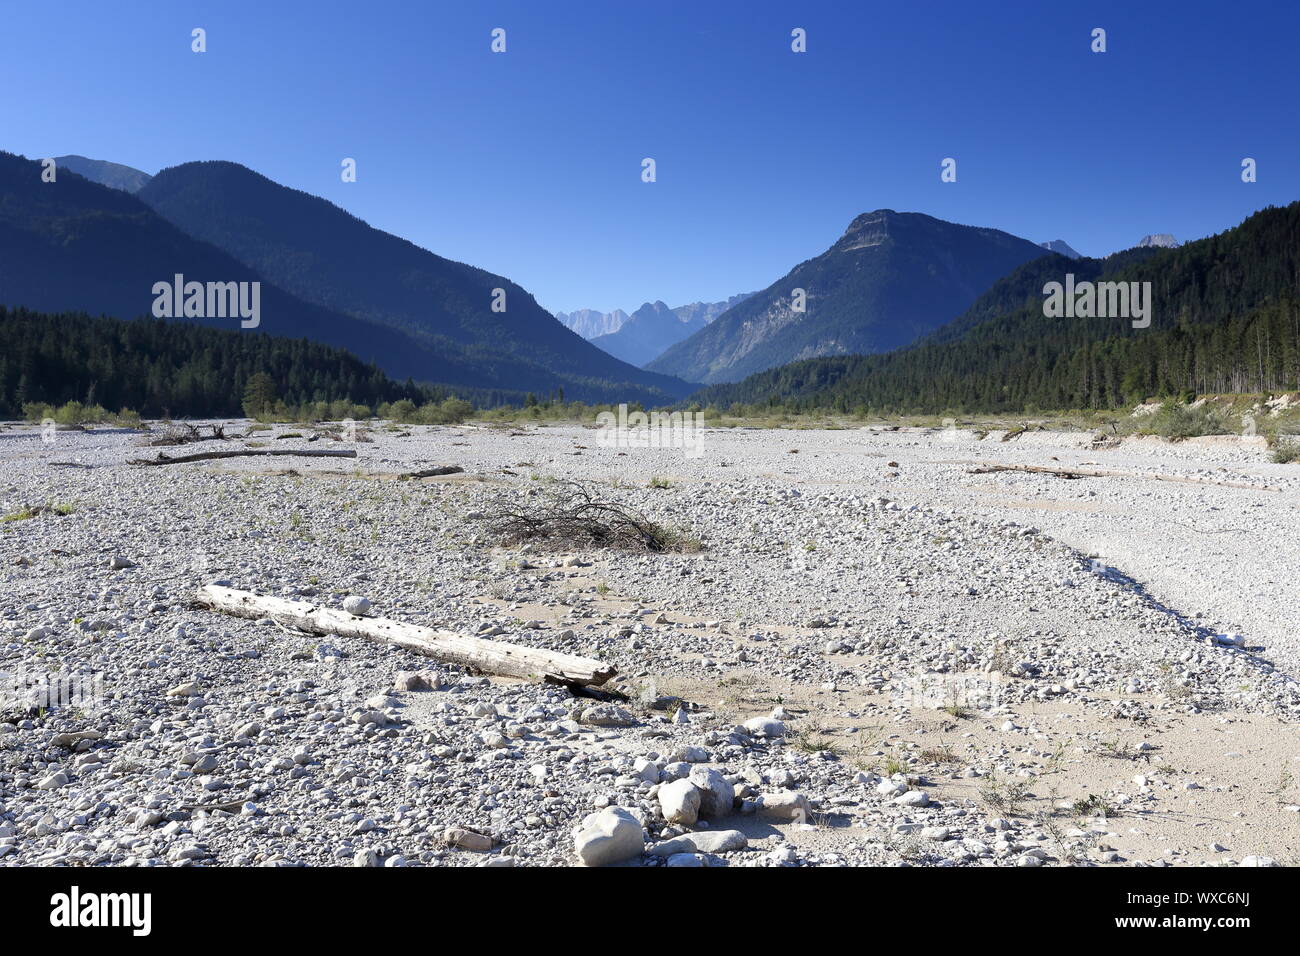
[555,307,628,339]
[0,151,459,384]
[136,161,689,402]
[591,300,678,365]
[589,293,754,367]
[690,203,1300,413]
[1137,233,1181,249]
[0,151,682,403]
[1039,239,1081,258]
[646,210,1051,384]
[53,154,152,193]
[670,293,755,327]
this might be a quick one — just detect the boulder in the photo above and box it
[659,778,701,825]
[687,765,735,818]
[573,807,645,867]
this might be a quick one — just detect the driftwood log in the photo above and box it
[193,585,615,686]
[400,465,465,479]
[131,448,358,466]
[967,462,1282,492]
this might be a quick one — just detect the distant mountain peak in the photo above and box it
[587,292,756,367]
[647,211,1049,384]
[554,307,627,339]
[844,208,900,230]
[1039,239,1081,259]
[1137,233,1180,248]
[53,155,152,193]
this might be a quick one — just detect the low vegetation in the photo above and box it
[2,502,75,523]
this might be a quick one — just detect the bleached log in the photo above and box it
[967,463,1281,492]
[193,585,615,686]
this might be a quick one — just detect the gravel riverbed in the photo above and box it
[1,420,1296,867]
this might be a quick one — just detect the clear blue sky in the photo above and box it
[5,0,1297,315]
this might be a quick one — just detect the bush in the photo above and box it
[377,397,474,425]
[1133,401,1234,440]
[21,401,114,425]
[1273,440,1300,464]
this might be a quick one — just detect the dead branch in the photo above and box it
[147,423,232,446]
[484,480,679,552]
[401,465,465,479]
[130,448,358,466]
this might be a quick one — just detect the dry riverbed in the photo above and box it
[0,419,1297,867]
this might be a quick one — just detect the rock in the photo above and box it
[352,849,379,867]
[351,709,386,727]
[190,753,218,773]
[107,555,135,570]
[578,704,636,727]
[342,595,371,616]
[894,790,930,808]
[50,730,102,749]
[648,830,747,856]
[166,681,202,697]
[669,745,710,763]
[572,807,645,866]
[1239,855,1277,867]
[394,671,435,692]
[444,827,493,852]
[754,791,811,821]
[36,771,69,790]
[633,757,661,784]
[666,852,709,867]
[743,717,786,738]
[687,766,736,819]
[766,845,798,865]
[659,778,702,825]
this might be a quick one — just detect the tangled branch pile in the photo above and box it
[147,423,231,446]
[485,480,684,552]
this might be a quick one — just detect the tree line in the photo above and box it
[0,306,518,419]
[692,202,1300,414]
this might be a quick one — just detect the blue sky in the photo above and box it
[5,0,1298,315]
